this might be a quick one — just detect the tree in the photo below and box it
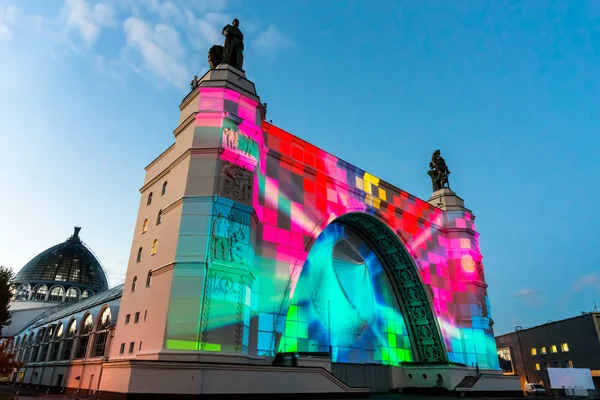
[0,338,21,375]
[0,266,13,336]
[0,267,20,375]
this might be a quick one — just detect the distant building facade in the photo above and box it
[496,313,600,392]
[5,227,109,338]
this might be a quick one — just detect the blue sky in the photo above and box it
[0,0,599,335]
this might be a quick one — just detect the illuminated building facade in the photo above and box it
[8,64,518,398]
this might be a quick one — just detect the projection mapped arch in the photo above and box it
[278,212,447,365]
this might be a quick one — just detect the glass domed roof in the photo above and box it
[13,227,109,292]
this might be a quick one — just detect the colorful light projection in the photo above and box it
[166,86,499,370]
[279,222,413,365]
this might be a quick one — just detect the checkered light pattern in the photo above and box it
[166,87,498,369]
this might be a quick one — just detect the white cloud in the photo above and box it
[513,287,541,298]
[0,5,18,41]
[123,17,189,87]
[183,10,230,52]
[64,0,115,47]
[253,25,293,55]
[513,287,543,307]
[572,274,600,292]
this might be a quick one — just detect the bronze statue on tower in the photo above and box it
[428,150,451,192]
[207,18,245,71]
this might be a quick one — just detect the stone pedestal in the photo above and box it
[427,188,469,213]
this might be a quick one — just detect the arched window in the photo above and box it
[147,192,153,206]
[9,285,16,300]
[151,239,158,256]
[38,325,54,363]
[50,323,63,361]
[156,209,163,225]
[82,289,94,299]
[161,181,168,196]
[22,332,34,363]
[30,328,44,363]
[65,287,80,303]
[32,284,48,301]
[15,284,31,300]
[14,336,23,362]
[61,320,77,360]
[92,307,111,357]
[136,247,142,263]
[48,286,65,302]
[146,271,152,287]
[131,276,137,292]
[142,219,148,233]
[75,314,93,359]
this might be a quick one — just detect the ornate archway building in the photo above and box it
[96,60,501,397]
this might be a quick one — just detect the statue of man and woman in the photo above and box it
[428,150,451,192]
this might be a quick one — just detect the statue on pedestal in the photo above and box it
[221,18,244,71]
[428,150,451,192]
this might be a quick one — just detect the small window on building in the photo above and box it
[144,310,147,321]
[568,360,573,368]
[156,209,162,225]
[151,239,158,256]
[128,342,134,354]
[134,312,140,323]
[125,314,130,324]
[147,192,153,206]
[561,343,569,352]
[535,363,541,371]
[139,341,143,351]
[541,347,547,354]
[531,348,537,356]
[551,345,558,353]
[161,182,167,196]
[136,247,142,263]
[119,343,125,355]
[146,271,152,287]
[131,276,137,292]
[142,219,148,234]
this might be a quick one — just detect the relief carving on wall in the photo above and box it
[222,127,258,158]
[234,276,246,352]
[210,210,251,266]
[200,270,218,345]
[478,292,489,318]
[218,160,253,205]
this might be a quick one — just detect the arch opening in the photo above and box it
[277,212,447,365]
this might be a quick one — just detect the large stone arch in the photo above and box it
[276,211,447,363]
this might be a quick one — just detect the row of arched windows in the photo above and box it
[12,284,94,303]
[146,181,168,206]
[10,306,113,364]
[142,210,162,234]
[136,240,158,263]
[131,271,152,292]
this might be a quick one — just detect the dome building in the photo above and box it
[4,227,109,338]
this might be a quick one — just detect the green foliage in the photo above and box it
[0,266,13,337]
[0,267,19,375]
